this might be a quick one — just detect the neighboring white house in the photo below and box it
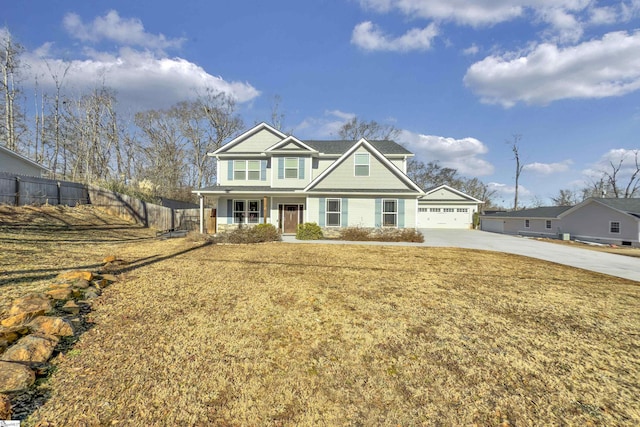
[480,198,640,247]
[193,123,483,234]
[0,145,49,177]
[417,185,483,229]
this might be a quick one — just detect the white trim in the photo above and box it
[265,136,318,153]
[326,198,342,227]
[420,184,483,203]
[382,198,398,228]
[210,122,287,155]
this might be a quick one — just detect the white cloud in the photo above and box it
[399,130,494,176]
[23,48,259,111]
[523,159,573,174]
[463,43,480,56]
[63,10,185,54]
[584,148,640,177]
[463,30,640,107]
[294,110,356,138]
[537,7,584,43]
[352,21,438,52]
[488,182,532,197]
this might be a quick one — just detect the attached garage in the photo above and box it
[417,185,482,229]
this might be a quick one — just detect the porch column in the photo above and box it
[198,193,204,234]
[263,196,268,224]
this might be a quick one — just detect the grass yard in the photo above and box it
[1,206,639,426]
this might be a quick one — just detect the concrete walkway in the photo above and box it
[282,229,639,282]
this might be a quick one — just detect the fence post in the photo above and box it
[57,181,62,205]
[15,176,20,206]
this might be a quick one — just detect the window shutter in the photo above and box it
[319,198,326,227]
[227,199,233,224]
[299,158,305,179]
[341,198,348,227]
[398,199,405,228]
[278,157,284,179]
[228,160,233,181]
[375,198,381,227]
[261,160,267,181]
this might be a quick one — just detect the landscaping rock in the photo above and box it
[61,300,80,315]
[27,316,74,337]
[8,294,52,317]
[0,334,59,364]
[99,273,118,283]
[103,255,117,263]
[0,393,11,419]
[57,270,93,282]
[0,361,36,393]
[71,279,90,289]
[83,287,101,299]
[45,287,73,300]
[1,311,46,328]
[0,326,29,352]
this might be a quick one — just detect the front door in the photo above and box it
[283,204,300,234]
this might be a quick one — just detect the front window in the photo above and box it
[234,160,261,181]
[525,219,530,228]
[546,220,552,229]
[610,221,620,233]
[382,199,397,227]
[326,199,341,227]
[285,157,298,179]
[234,199,260,224]
[354,153,370,176]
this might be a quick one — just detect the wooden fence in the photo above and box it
[0,173,207,232]
[0,172,89,206]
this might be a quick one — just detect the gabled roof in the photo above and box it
[420,184,484,203]
[265,136,318,153]
[304,140,412,155]
[482,206,573,219]
[303,138,423,193]
[0,145,50,173]
[210,122,287,155]
[559,197,640,219]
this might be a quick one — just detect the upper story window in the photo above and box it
[610,221,620,233]
[354,153,370,176]
[285,157,298,179]
[234,160,261,181]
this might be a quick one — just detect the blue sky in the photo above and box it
[4,0,640,206]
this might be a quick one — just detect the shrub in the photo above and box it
[338,227,424,243]
[212,224,281,244]
[296,222,323,240]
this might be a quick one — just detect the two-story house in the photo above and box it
[194,122,425,234]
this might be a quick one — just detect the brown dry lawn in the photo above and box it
[1,206,639,426]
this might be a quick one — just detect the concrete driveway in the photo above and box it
[283,229,639,282]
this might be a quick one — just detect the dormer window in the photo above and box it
[354,153,369,176]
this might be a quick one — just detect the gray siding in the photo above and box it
[313,148,411,191]
[562,201,640,244]
[0,151,46,177]
[223,129,282,153]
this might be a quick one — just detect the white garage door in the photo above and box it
[418,207,472,229]
[480,218,504,233]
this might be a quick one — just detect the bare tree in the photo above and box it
[601,150,640,198]
[270,94,285,131]
[507,134,524,210]
[0,30,24,151]
[338,117,400,140]
[407,158,460,190]
[44,60,71,177]
[551,188,580,206]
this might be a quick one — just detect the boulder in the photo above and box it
[45,287,73,301]
[57,270,93,282]
[61,300,80,315]
[0,393,10,419]
[0,325,29,346]
[0,361,36,393]
[1,310,46,328]
[8,294,52,317]
[28,316,74,337]
[0,333,59,364]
